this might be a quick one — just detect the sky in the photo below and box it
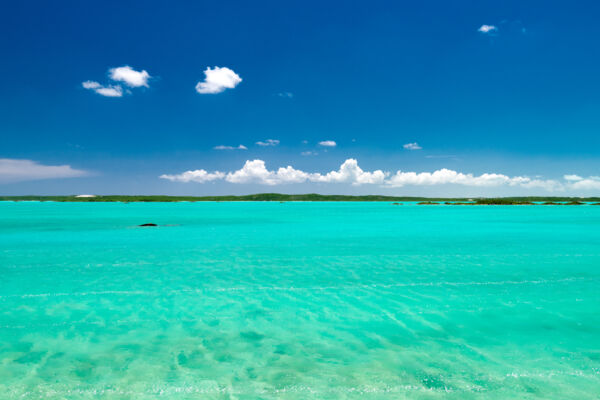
[1,0,599,196]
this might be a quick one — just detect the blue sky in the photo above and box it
[1,0,599,195]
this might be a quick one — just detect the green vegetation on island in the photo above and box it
[1,194,600,204]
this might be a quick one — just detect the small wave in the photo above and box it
[0,277,590,299]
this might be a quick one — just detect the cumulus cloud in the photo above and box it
[385,168,560,191]
[109,66,150,87]
[311,159,386,185]
[214,145,247,150]
[277,92,294,98]
[161,159,383,186]
[478,24,498,34]
[83,65,150,97]
[224,160,309,185]
[256,139,280,147]
[319,140,337,147]
[160,169,224,183]
[195,66,242,94]
[159,159,600,192]
[565,175,600,190]
[82,81,123,97]
[0,159,87,183]
[403,142,422,150]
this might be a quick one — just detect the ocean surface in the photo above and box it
[1,201,599,399]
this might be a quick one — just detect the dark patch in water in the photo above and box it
[73,361,95,379]
[177,350,204,369]
[14,351,46,364]
[418,373,449,390]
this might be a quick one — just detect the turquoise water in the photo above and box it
[1,202,599,399]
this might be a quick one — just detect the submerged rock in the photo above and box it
[139,223,158,227]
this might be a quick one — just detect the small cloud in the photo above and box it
[564,174,583,181]
[214,144,247,150]
[301,151,317,156]
[256,139,280,147]
[196,66,242,94]
[160,169,225,183]
[301,140,308,144]
[82,81,101,90]
[277,92,294,98]
[83,65,150,97]
[0,158,87,183]
[478,24,498,34]
[109,66,150,88]
[318,140,336,147]
[403,142,422,150]
[82,80,123,97]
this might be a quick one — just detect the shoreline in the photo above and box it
[1,194,599,205]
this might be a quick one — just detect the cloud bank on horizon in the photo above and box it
[0,159,87,183]
[159,159,600,191]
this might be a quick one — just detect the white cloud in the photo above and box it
[561,174,600,190]
[159,159,600,192]
[301,151,317,156]
[160,169,224,183]
[478,25,498,34]
[82,81,101,89]
[82,81,123,97]
[568,176,600,190]
[160,159,384,186]
[214,145,247,150]
[564,174,583,181]
[385,168,561,190]
[256,139,280,147]
[225,160,309,185]
[277,92,294,98]
[109,66,150,88]
[195,66,242,94]
[403,142,422,150]
[94,86,123,97]
[311,159,387,185]
[0,159,87,183]
[318,140,337,147]
[83,65,150,97]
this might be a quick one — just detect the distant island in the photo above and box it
[1,194,599,204]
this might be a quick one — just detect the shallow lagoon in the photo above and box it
[1,202,599,399]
